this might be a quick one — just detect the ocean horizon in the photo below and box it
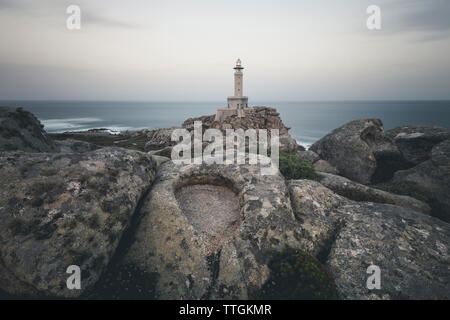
[1,100,449,149]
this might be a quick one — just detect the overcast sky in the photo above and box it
[0,0,449,101]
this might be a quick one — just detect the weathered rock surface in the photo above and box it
[314,159,339,174]
[296,150,320,164]
[386,126,450,165]
[288,179,450,300]
[328,202,450,300]
[121,157,308,299]
[55,139,100,153]
[319,173,431,215]
[310,119,402,184]
[296,150,338,175]
[393,139,450,222]
[0,148,156,297]
[288,180,348,259]
[0,107,58,153]
[150,154,170,168]
[279,134,301,153]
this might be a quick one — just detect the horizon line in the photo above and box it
[1,99,450,103]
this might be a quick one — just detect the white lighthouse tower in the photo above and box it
[215,59,248,121]
[227,59,248,110]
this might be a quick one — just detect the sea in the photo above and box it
[1,100,449,149]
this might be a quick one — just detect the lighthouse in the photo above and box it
[215,59,249,121]
[234,59,244,97]
[227,59,248,110]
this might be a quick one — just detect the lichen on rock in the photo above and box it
[0,147,156,298]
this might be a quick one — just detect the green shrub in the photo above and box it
[259,248,338,300]
[373,181,430,203]
[279,152,322,181]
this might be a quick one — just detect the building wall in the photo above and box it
[234,72,243,97]
[227,96,248,109]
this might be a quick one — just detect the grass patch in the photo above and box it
[372,181,430,203]
[154,147,172,158]
[50,132,149,152]
[279,151,322,181]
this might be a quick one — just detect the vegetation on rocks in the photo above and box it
[50,132,149,151]
[259,248,338,300]
[373,181,430,203]
[89,263,158,299]
[279,151,322,181]
[1,107,58,152]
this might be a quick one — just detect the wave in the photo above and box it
[41,117,103,132]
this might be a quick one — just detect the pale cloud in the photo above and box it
[0,0,449,100]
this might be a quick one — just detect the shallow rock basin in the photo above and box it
[176,184,240,235]
[122,161,298,299]
[175,182,241,253]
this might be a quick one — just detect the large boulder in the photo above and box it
[310,119,402,184]
[386,126,450,165]
[119,157,310,299]
[0,148,156,297]
[313,160,339,175]
[296,150,320,164]
[296,150,338,174]
[287,180,348,259]
[328,202,450,300]
[320,172,431,215]
[279,134,301,153]
[0,107,58,153]
[288,179,450,300]
[393,139,450,222]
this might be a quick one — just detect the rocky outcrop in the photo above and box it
[149,154,170,168]
[328,202,450,300]
[182,107,302,152]
[319,173,430,215]
[393,139,450,222]
[0,107,58,153]
[279,134,302,153]
[310,119,402,184]
[1,106,449,300]
[288,180,348,259]
[55,139,100,153]
[288,179,450,300]
[313,160,339,174]
[296,150,320,164]
[295,150,338,174]
[0,148,156,297]
[386,126,450,165]
[120,157,309,299]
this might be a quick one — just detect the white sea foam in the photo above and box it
[42,117,102,132]
[77,126,135,135]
